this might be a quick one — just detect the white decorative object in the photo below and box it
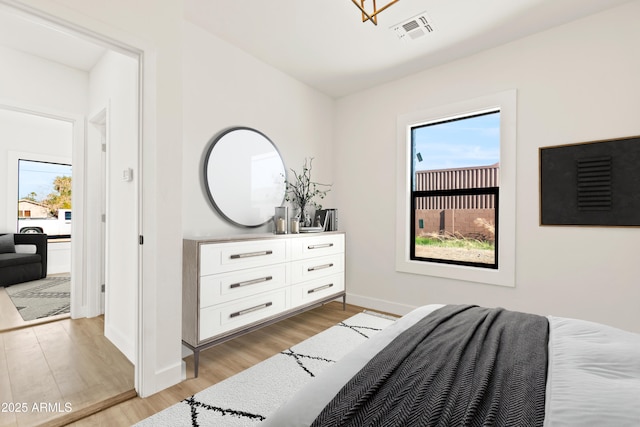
[274,206,288,234]
[290,218,300,234]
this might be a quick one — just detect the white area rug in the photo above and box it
[5,275,70,321]
[135,311,397,427]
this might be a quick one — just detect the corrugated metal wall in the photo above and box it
[415,163,499,209]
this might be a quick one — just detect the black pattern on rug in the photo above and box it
[281,321,387,377]
[337,320,384,339]
[183,396,266,426]
[280,348,337,377]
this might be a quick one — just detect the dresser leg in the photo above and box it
[342,294,346,311]
[194,349,200,378]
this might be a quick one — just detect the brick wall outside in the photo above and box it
[415,209,495,242]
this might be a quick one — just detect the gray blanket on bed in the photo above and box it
[311,304,549,427]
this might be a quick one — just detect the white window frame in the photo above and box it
[395,90,517,287]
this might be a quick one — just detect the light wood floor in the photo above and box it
[0,316,135,427]
[67,301,367,426]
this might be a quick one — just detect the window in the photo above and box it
[396,91,516,287]
[411,111,500,269]
[17,159,73,239]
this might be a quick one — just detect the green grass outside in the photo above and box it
[415,235,494,251]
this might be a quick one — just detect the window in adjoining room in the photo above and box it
[411,111,500,269]
[17,159,73,239]
[395,90,516,287]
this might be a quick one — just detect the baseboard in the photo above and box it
[104,325,134,363]
[181,343,192,358]
[152,361,185,393]
[346,292,417,316]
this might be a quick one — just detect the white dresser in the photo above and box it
[182,231,346,376]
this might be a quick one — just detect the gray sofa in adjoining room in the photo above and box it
[0,233,48,287]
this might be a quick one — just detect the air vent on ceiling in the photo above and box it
[392,11,435,41]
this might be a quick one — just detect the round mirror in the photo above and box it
[204,127,286,227]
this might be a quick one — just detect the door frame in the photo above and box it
[88,107,108,317]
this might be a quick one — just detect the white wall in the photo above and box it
[0,45,88,113]
[47,241,71,274]
[182,22,335,238]
[334,1,640,332]
[88,50,139,362]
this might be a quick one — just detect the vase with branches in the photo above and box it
[283,157,331,227]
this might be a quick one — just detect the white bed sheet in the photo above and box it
[544,315,640,426]
[264,306,640,426]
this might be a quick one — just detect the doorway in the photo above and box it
[0,1,142,422]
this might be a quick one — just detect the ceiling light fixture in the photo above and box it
[350,0,399,26]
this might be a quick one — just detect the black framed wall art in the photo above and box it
[539,135,640,226]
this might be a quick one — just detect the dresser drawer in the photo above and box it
[290,233,344,260]
[291,273,344,308]
[199,289,289,342]
[200,239,287,275]
[200,264,288,308]
[291,253,344,283]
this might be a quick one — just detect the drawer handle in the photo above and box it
[230,302,273,318]
[308,283,334,294]
[230,276,273,289]
[308,263,334,272]
[230,250,273,259]
[308,243,333,250]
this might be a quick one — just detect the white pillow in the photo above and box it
[15,244,37,254]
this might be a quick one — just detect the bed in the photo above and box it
[264,304,640,426]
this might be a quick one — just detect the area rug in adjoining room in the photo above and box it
[135,311,397,427]
[5,275,71,321]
